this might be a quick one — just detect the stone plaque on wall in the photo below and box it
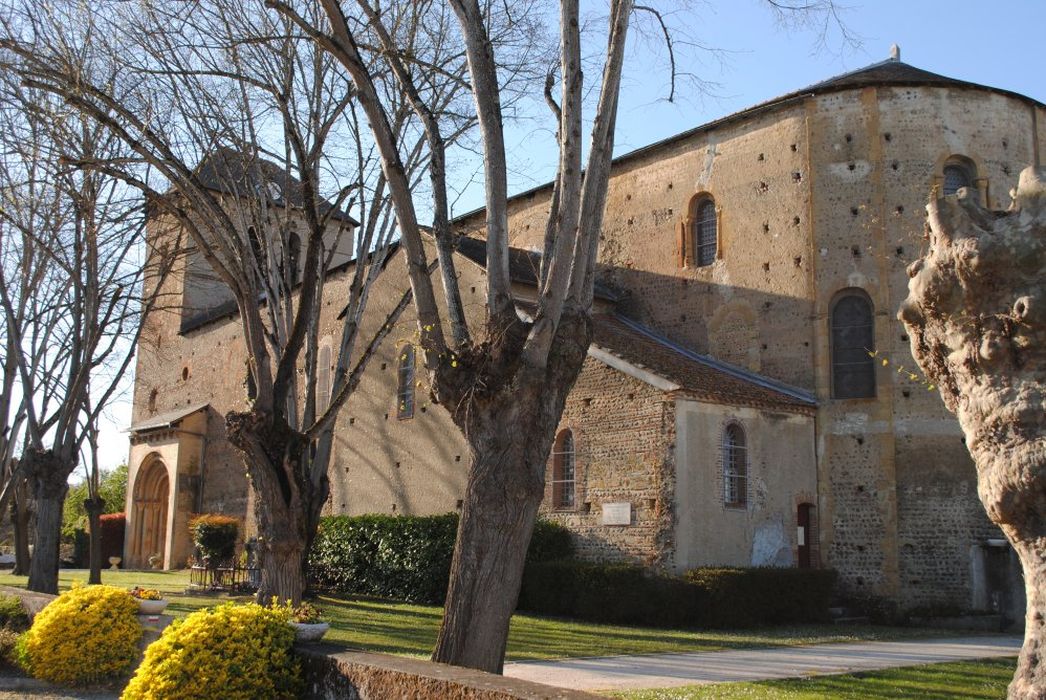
[602,502,632,526]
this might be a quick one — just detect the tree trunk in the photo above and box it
[432,312,590,673]
[431,436,545,673]
[85,497,105,585]
[26,450,71,594]
[226,410,326,606]
[899,166,1046,699]
[11,479,30,576]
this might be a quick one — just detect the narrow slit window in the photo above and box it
[397,344,415,420]
[723,424,747,507]
[551,430,576,509]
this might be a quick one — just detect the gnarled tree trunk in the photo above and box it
[899,165,1046,699]
[26,449,72,594]
[432,312,591,673]
[226,410,327,606]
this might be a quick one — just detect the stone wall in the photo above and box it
[297,646,597,700]
[539,358,675,568]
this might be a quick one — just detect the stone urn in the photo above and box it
[137,598,169,615]
[291,622,329,642]
[108,556,121,570]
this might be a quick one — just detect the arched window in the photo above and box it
[723,423,747,507]
[692,198,718,267]
[551,429,576,509]
[317,339,332,410]
[396,344,415,420]
[830,290,876,399]
[942,156,976,196]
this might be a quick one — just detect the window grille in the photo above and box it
[551,430,576,509]
[723,424,747,507]
[830,292,876,399]
[942,164,971,195]
[317,341,331,410]
[695,200,717,267]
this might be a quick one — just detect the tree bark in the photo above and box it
[432,312,591,673]
[226,410,325,606]
[26,450,71,594]
[899,166,1046,699]
[11,478,30,576]
[85,497,105,585]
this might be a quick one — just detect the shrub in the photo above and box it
[309,514,574,604]
[0,594,28,631]
[99,513,126,564]
[19,584,140,686]
[189,514,239,565]
[309,513,457,604]
[684,567,837,627]
[0,628,19,670]
[122,602,300,700]
[519,562,836,629]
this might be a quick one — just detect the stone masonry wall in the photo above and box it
[539,358,675,568]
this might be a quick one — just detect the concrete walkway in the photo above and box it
[502,635,1023,692]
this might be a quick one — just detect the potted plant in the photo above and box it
[130,586,168,614]
[189,514,239,568]
[287,602,328,642]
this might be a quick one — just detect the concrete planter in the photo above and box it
[292,621,330,642]
[136,598,169,615]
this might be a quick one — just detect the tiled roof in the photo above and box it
[194,148,358,225]
[128,403,209,433]
[454,235,621,302]
[592,314,816,414]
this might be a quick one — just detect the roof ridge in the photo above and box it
[609,313,816,405]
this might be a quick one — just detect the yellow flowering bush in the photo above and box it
[122,602,300,700]
[20,584,141,686]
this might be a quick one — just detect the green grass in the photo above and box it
[612,658,1017,699]
[0,569,970,661]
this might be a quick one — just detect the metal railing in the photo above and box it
[188,565,260,593]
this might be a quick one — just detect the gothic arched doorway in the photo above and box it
[132,459,170,567]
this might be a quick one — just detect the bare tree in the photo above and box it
[3,0,462,603]
[0,63,158,592]
[899,166,1046,699]
[275,0,854,673]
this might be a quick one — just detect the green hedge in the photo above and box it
[308,514,573,604]
[518,562,836,628]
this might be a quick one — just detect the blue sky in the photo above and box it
[94,0,1045,471]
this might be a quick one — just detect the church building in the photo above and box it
[125,54,1044,619]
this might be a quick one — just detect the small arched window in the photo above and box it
[723,423,747,508]
[396,344,415,420]
[942,156,976,196]
[830,290,876,399]
[551,429,576,509]
[693,198,718,267]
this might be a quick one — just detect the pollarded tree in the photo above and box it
[281,0,850,674]
[899,166,1046,699]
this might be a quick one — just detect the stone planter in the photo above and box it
[292,622,329,642]
[136,598,169,615]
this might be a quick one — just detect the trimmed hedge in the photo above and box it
[99,513,125,565]
[518,561,836,629]
[308,514,573,604]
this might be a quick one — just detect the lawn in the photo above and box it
[613,657,1017,699]
[0,569,963,662]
